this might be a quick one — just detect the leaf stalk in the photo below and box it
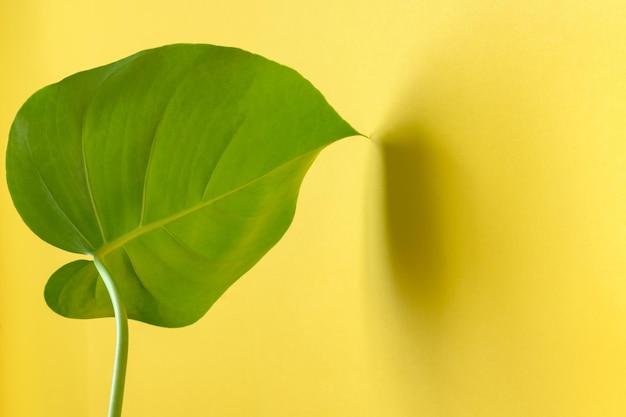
[93,257,129,417]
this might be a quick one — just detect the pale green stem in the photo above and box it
[93,256,129,417]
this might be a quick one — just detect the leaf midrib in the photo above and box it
[93,147,321,259]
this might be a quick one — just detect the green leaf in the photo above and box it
[6,44,359,327]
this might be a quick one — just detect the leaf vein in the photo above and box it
[138,78,190,226]
[161,226,235,266]
[23,125,93,251]
[120,246,158,301]
[80,64,131,244]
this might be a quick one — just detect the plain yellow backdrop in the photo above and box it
[3,1,626,416]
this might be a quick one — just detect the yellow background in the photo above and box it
[3,1,626,416]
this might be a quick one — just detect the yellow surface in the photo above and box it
[3,1,626,416]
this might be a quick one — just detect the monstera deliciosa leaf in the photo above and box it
[7,43,358,328]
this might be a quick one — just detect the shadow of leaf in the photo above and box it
[377,121,460,318]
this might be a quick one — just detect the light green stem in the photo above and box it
[93,256,129,417]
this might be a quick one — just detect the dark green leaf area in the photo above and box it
[8,44,358,327]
